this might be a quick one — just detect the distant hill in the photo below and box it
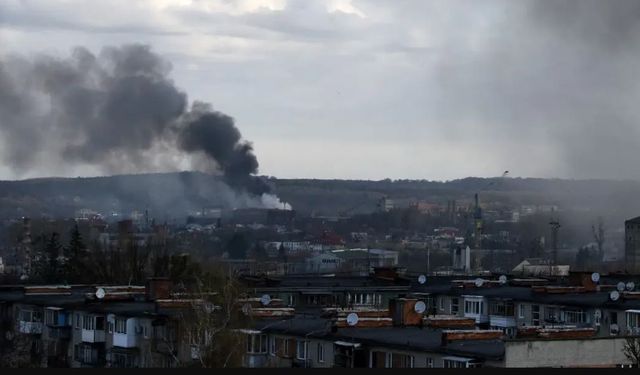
[0,172,639,226]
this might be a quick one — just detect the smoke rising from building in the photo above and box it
[0,44,287,209]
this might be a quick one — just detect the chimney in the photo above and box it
[146,277,172,301]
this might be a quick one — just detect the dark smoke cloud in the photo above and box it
[0,44,270,196]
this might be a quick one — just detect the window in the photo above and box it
[75,314,81,329]
[108,322,114,334]
[426,358,434,368]
[627,312,640,333]
[45,309,59,326]
[451,298,459,315]
[384,353,414,368]
[464,300,483,315]
[317,343,324,362]
[283,339,291,356]
[611,312,618,325]
[143,325,149,338]
[83,316,95,330]
[563,310,586,324]
[439,297,445,311]
[545,307,559,323]
[270,337,277,356]
[246,334,268,354]
[20,309,42,322]
[518,304,525,319]
[489,301,514,316]
[296,340,308,360]
[532,305,540,326]
[444,359,468,368]
[115,318,127,334]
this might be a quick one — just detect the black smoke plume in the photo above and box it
[0,44,271,197]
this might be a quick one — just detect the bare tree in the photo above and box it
[623,337,640,367]
[161,265,249,368]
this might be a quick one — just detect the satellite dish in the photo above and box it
[610,290,620,301]
[260,294,272,306]
[414,301,426,314]
[418,275,427,285]
[475,278,484,287]
[591,272,600,283]
[95,288,106,299]
[627,282,636,291]
[498,275,508,284]
[346,313,359,326]
[617,282,626,292]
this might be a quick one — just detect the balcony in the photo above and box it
[113,332,138,348]
[82,329,106,343]
[19,321,43,334]
[489,315,516,328]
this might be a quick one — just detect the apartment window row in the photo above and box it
[348,293,383,306]
[444,359,480,368]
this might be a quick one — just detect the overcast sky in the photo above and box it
[1,0,639,181]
